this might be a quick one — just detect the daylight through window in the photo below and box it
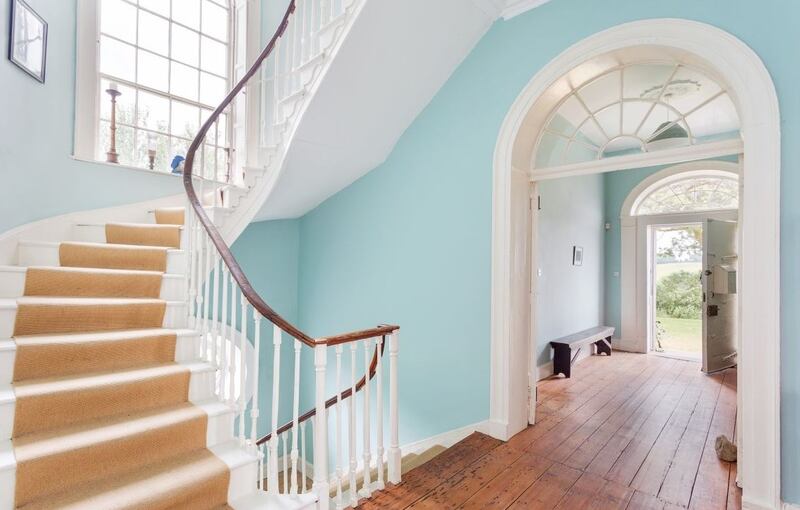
[98,0,231,177]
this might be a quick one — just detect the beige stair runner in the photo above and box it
[9,208,233,509]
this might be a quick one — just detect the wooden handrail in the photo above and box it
[257,336,386,446]
[182,0,395,348]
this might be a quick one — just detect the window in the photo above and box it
[534,63,740,169]
[92,0,232,178]
[635,174,738,215]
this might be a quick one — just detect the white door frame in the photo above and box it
[620,161,741,354]
[490,19,781,509]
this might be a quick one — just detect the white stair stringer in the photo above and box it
[214,0,367,246]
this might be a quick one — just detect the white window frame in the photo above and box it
[74,0,240,178]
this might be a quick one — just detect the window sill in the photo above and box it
[71,155,238,188]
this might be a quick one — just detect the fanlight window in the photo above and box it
[535,63,740,168]
[635,175,738,216]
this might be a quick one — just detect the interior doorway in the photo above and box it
[650,223,703,361]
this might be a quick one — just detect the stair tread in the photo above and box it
[10,361,209,394]
[10,265,173,277]
[13,400,230,462]
[19,446,231,510]
[82,222,185,230]
[21,240,182,252]
[11,296,179,305]
[14,327,197,343]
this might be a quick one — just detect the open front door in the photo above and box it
[702,219,738,373]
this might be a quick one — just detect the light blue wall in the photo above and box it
[0,0,183,235]
[231,219,302,437]
[241,0,800,500]
[536,174,605,367]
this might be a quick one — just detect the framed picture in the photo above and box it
[572,246,584,266]
[8,0,47,83]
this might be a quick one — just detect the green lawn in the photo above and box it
[655,315,701,353]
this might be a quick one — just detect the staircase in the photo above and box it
[1,1,403,508]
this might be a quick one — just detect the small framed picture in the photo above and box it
[8,0,48,83]
[573,246,584,266]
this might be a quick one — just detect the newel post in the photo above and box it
[387,330,401,484]
[313,344,330,509]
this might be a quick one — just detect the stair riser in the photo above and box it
[17,243,186,274]
[0,302,188,340]
[72,224,189,249]
[0,332,201,386]
[228,458,259,503]
[0,366,218,442]
[0,269,185,301]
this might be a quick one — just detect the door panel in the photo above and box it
[702,219,738,373]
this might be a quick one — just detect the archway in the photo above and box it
[489,19,780,509]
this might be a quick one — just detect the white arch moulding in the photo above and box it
[489,19,781,510]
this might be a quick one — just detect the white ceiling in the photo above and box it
[255,0,549,220]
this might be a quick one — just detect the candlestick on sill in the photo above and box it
[147,134,157,170]
[105,85,122,164]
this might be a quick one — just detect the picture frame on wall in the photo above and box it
[573,246,583,266]
[8,0,47,83]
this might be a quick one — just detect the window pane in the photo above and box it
[217,148,229,181]
[138,10,169,56]
[637,177,739,215]
[173,0,200,30]
[136,91,170,132]
[100,78,136,125]
[201,36,227,76]
[137,50,169,92]
[171,62,199,101]
[135,130,171,171]
[171,138,190,164]
[100,36,136,82]
[138,0,170,17]
[100,0,136,43]
[200,72,226,106]
[172,23,200,66]
[171,101,200,138]
[202,0,228,41]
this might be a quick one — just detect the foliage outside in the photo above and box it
[656,269,702,319]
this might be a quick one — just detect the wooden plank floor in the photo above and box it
[360,353,740,510]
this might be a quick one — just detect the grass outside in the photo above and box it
[655,261,702,354]
[655,315,701,353]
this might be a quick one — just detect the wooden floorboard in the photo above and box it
[361,353,741,509]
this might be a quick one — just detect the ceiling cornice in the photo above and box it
[501,0,553,20]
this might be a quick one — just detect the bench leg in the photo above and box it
[595,337,612,356]
[553,344,572,378]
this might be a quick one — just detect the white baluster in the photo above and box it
[313,345,330,510]
[238,300,248,446]
[348,344,358,507]
[228,281,238,407]
[359,339,372,498]
[321,0,331,26]
[258,443,265,490]
[388,330,401,484]
[202,235,212,361]
[290,339,301,494]
[185,207,195,326]
[292,5,302,92]
[375,335,385,490]
[219,265,229,400]
[284,13,296,99]
[300,419,308,493]
[309,0,320,57]
[282,432,289,494]
[210,252,221,377]
[193,228,204,350]
[268,324,282,494]
[334,345,344,508]
[250,313,262,450]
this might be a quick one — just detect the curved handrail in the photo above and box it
[182,1,396,348]
[182,0,399,452]
[257,338,384,446]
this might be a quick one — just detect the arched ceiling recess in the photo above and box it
[512,45,741,172]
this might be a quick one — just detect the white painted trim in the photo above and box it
[73,0,100,161]
[530,138,743,181]
[783,503,800,510]
[501,0,553,20]
[469,0,505,21]
[490,19,781,509]
[401,421,491,457]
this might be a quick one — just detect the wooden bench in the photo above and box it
[550,326,615,378]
